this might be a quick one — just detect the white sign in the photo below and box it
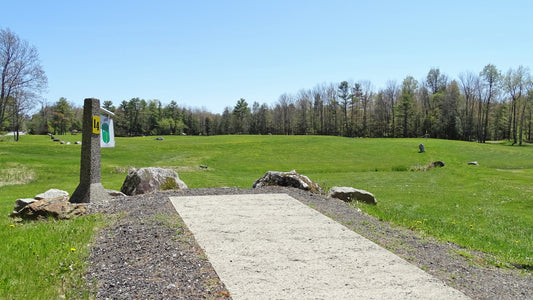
[100,115,115,148]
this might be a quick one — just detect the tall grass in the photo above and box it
[1,135,532,298]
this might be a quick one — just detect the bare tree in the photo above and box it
[503,66,529,145]
[383,80,399,137]
[480,64,501,143]
[358,80,373,137]
[458,72,479,141]
[0,28,47,138]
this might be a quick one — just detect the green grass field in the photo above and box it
[1,134,532,298]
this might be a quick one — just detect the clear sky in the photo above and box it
[3,0,533,114]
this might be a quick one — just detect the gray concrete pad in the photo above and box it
[170,194,469,299]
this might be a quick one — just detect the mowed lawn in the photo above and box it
[1,135,532,297]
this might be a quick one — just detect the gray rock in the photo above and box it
[430,161,445,168]
[106,189,127,197]
[13,198,37,213]
[252,170,323,195]
[155,137,164,141]
[35,189,69,201]
[328,186,377,205]
[419,143,425,153]
[468,161,479,166]
[120,167,188,196]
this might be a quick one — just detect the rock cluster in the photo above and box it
[120,167,188,196]
[252,170,324,194]
[10,189,87,220]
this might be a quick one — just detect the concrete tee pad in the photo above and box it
[170,194,468,300]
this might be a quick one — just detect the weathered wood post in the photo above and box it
[70,98,110,203]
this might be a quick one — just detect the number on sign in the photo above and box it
[92,116,101,134]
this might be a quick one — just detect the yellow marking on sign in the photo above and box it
[92,116,101,134]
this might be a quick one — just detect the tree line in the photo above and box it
[1,28,532,144]
[25,64,533,145]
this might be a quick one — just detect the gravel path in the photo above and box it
[86,187,533,299]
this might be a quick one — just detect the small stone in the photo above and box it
[468,161,479,166]
[106,189,127,197]
[35,189,69,201]
[13,198,37,213]
[430,161,445,168]
[328,186,377,205]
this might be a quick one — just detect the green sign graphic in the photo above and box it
[102,122,110,143]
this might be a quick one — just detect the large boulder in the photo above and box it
[252,170,323,194]
[120,167,188,196]
[328,186,377,205]
[11,189,87,220]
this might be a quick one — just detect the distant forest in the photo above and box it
[26,65,533,144]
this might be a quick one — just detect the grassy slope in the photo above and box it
[1,135,532,297]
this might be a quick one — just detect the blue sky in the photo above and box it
[4,1,533,113]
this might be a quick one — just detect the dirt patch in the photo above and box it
[0,166,35,187]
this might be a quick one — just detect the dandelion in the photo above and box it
[416,220,422,224]
[452,221,456,225]
[70,248,76,252]
[515,241,519,244]
[423,219,427,222]
[478,207,482,210]
[10,224,15,228]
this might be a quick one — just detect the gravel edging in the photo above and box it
[86,187,533,299]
